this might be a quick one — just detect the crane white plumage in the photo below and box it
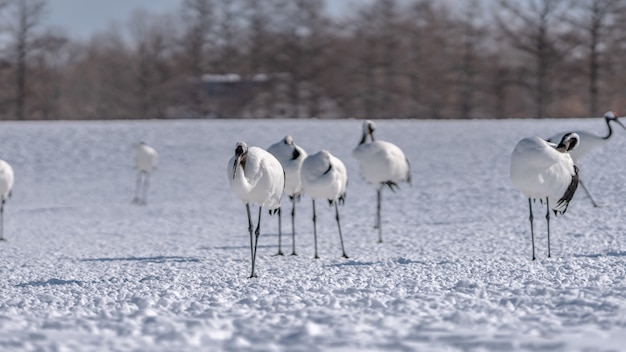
[353,120,411,243]
[133,142,158,205]
[227,141,285,278]
[547,111,625,207]
[510,133,580,260]
[300,150,349,259]
[267,135,308,256]
[0,160,13,241]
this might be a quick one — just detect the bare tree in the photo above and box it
[5,0,46,119]
[379,0,399,117]
[496,0,578,118]
[129,10,177,118]
[401,0,430,118]
[243,0,277,117]
[276,0,331,118]
[0,1,12,116]
[213,0,241,73]
[2,0,626,120]
[574,0,625,115]
[63,28,134,119]
[178,0,215,117]
[456,0,487,118]
[351,3,381,118]
[31,28,67,119]
[212,0,248,117]
[398,1,458,118]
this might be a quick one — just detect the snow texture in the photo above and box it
[1,119,625,351]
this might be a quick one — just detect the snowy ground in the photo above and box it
[1,118,626,351]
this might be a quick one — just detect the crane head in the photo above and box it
[604,111,626,130]
[556,132,580,153]
[359,120,376,145]
[233,141,248,179]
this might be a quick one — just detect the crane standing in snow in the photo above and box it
[353,120,411,243]
[301,150,349,259]
[267,135,308,256]
[510,133,580,260]
[0,160,13,241]
[133,142,158,205]
[547,111,625,207]
[228,141,285,278]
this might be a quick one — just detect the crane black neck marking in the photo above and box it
[603,119,615,140]
[236,148,248,171]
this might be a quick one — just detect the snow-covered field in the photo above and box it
[1,118,626,351]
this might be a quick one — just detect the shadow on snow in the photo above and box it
[325,260,376,267]
[16,278,84,287]
[80,256,201,263]
[574,251,626,258]
[200,245,275,251]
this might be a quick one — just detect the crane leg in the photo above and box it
[376,187,383,243]
[546,197,551,258]
[313,200,319,259]
[335,202,349,259]
[250,206,262,278]
[273,208,284,256]
[132,171,142,204]
[246,204,256,278]
[579,179,599,208]
[142,172,150,205]
[528,198,536,261]
[0,199,4,241]
[291,197,297,256]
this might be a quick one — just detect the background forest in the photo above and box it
[1,0,626,120]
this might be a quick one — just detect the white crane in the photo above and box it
[301,150,349,259]
[227,141,285,278]
[0,160,13,241]
[267,135,308,256]
[547,111,625,207]
[353,120,411,243]
[510,133,580,260]
[133,142,158,205]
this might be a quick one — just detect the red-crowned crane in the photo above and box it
[301,150,349,259]
[353,120,411,243]
[547,111,625,207]
[133,142,158,205]
[267,135,308,256]
[228,141,285,278]
[0,160,13,241]
[511,133,580,260]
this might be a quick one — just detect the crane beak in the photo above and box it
[616,118,626,130]
[232,155,241,179]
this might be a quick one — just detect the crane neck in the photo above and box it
[358,131,375,145]
[232,156,254,194]
[359,133,367,145]
[603,119,614,140]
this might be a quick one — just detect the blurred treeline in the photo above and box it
[1,0,626,120]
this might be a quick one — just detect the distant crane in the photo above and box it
[227,141,285,278]
[267,135,308,256]
[301,150,349,259]
[510,133,580,260]
[133,142,158,205]
[0,160,13,241]
[547,111,625,207]
[353,120,411,243]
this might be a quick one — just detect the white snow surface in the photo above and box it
[1,118,626,351]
